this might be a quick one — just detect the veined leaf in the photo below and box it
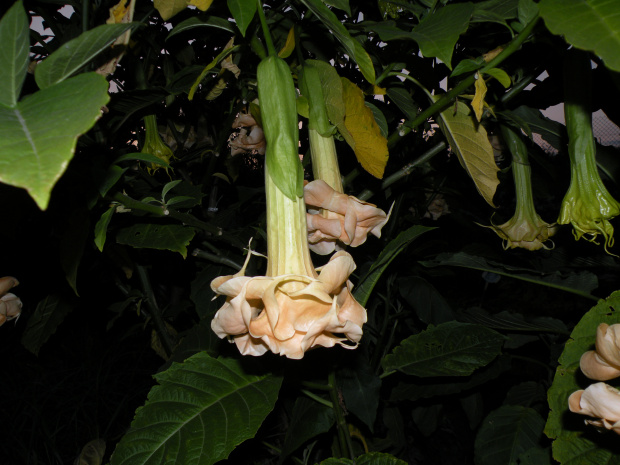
[472,73,487,121]
[0,73,109,210]
[116,223,195,258]
[109,353,283,465]
[319,452,408,465]
[280,397,335,460]
[154,0,189,20]
[309,59,345,129]
[94,206,115,252]
[484,67,512,88]
[340,78,389,178]
[539,0,620,72]
[35,23,135,89]
[475,406,546,465]
[382,321,505,377]
[435,99,499,207]
[189,0,213,10]
[21,295,75,356]
[0,1,29,108]
[227,0,257,37]
[354,225,433,306]
[299,0,375,84]
[410,3,474,70]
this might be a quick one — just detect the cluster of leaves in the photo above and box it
[1,0,620,464]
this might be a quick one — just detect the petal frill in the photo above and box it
[304,180,390,255]
[569,382,620,434]
[596,323,620,368]
[580,350,620,381]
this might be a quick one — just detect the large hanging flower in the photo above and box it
[580,323,620,381]
[211,53,366,359]
[569,382,620,435]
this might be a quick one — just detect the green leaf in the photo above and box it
[154,0,189,21]
[167,16,235,40]
[484,67,512,88]
[161,318,222,371]
[382,321,505,377]
[410,3,474,70]
[21,294,75,356]
[337,360,382,431]
[75,439,106,465]
[114,152,172,169]
[319,452,408,465]
[545,291,620,463]
[94,206,115,252]
[539,0,620,72]
[109,353,282,465]
[518,0,539,26]
[391,355,512,400]
[435,99,499,207]
[365,101,388,138]
[299,0,375,84]
[419,251,599,300]
[35,23,135,89]
[0,72,110,210]
[116,223,195,258]
[359,20,412,42]
[162,179,182,201]
[398,276,455,325]
[353,225,434,306]
[475,405,546,465]
[386,87,418,120]
[227,0,257,37]
[0,1,29,107]
[281,397,335,459]
[323,0,351,16]
[451,58,485,78]
[309,59,345,129]
[472,0,519,22]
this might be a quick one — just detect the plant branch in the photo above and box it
[191,249,243,271]
[136,265,174,357]
[328,371,354,459]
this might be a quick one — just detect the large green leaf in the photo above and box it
[109,353,283,465]
[435,99,499,207]
[0,72,109,210]
[0,1,29,108]
[382,321,505,377]
[475,405,546,465]
[116,223,195,258]
[299,0,375,84]
[545,291,620,464]
[21,295,75,356]
[420,251,599,300]
[227,0,257,36]
[280,397,335,459]
[337,360,382,431]
[35,23,135,89]
[410,3,474,70]
[353,225,434,306]
[539,0,620,72]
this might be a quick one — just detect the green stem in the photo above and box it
[301,389,334,409]
[357,141,446,201]
[328,371,354,459]
[256,0,276,56]
[300,380,332,391]
[136,265,174,357]
[81,0,89,33]
[387,13,540,148]
[191,249,242,271]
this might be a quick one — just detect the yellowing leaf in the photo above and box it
[471,72,487,122]
[97,0,135,77]
[340,77,389,179]
[153,0,188,21]
[189,0,213,11]
[278,27,295,59]
[436,99,499,207]
[108,0,130,23]
[371,85,386,95]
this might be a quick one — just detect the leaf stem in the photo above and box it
[328,371,354,459]
[256,0,276,56]
[301,389,333,409]
[136,265,174,357]
[191,249,243,271]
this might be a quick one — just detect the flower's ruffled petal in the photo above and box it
[596,323,620,368]
[580,350,620,381]
[0,276,18,296]
[210,251,366,359]
[304,180,390,255]
[569,382,620,434]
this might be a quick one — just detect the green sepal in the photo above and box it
[300,62,332,136]
[257,55,303,199]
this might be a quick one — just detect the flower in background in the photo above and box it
[0,277,22,326]
[580,323,620,381]
[141,114,175,175]
[569,382,620,435]
[229,112,266,156]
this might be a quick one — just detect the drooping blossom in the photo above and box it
[229,112,266,156]
[580,323,620,381]
[0,277,22,327]
[569,382,620,435]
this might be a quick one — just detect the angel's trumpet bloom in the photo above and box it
[230,112,266,156]
[305,128,390,255]
[141,114,174,175]
[558,49,620,253]
[580,323,620,381]
[0,277,22,326]
[569,382,620,434]
[211,168,366,359]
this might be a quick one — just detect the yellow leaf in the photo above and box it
[153,0,188,21]
[471,72,487,122]
[278,27,295,59]
[107,0,129,23]
[435,99,499,207]
[97,0,135,76]
[340,78,389,179]
[188,0,213,11]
